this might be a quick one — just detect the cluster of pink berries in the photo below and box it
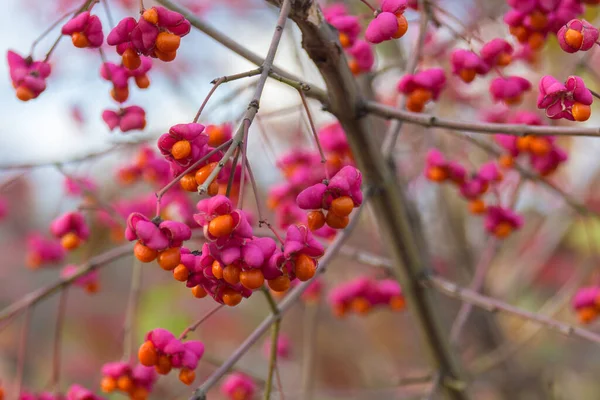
[50,211,90,251]
[492,110,569,176]
[268,122,356,239]
[116,146,171,186]
[365,0,409,44]
[7,51,51,102]
[297,166,363,231]
[190,195,325,305]
[19,384,103,400]
[221,373,256,400]
[424,149,524,239]
[329,277,405,317]
[100,361,157,400]
[505,0,587,52]
[25,232,65,269]
[137,328,204,385]
[572,286,600,324]
[108,6,190,66]
[537,75,594,122]
[323,5,374,75]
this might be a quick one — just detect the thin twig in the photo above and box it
[196,0,293,196]
[179,304,225,340]
[0,243,133,324]
[366,100,600,138]
[122,260,143,362]
[381,0,430,158]
[298,90,329,180]
[427,276,600,344]
[15,308,32,399]
[193,69,262,123]
[262,290,281,400]
[51,289,68,393]
[449,238,499,343]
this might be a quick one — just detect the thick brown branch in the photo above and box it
[281,2,467,399]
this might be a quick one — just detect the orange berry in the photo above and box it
[173,264,189,281]
[135,74,150,89]
[195,162,218,185]
[156,32,181,53]
[192,285,207,298]
[26,252,42,269]
[142,8,158,24]
[426,166,448,182]
[208,214,235,238]
[158,247,181,270]
[392,14,409,39]
[180,173,199,192]
[496,52,512,67]
[134,241,158,263]
[468,199,486,215]
[493,222,513,239]
[565,28,583,50]
[351,297,371,314]
[295,254,316,281]
[111,86,129,103]
[528,11,547,30]
[529,138,552,156]
[61,232,81,250]
[231,388,249,400]
[222,288,243,306]
[239,269,265,290]
[406,96,425,112]
[578,307,597,324]
[572,102,591,122]
[171,140,192,160]
[206,125,228,147]
[223,264,242,285]
[509,26,528,43]
[499,154,514,168]
[84,281,99,294]
[154,48,177,62]
[339,32,350,48]
[138,340,158,366]
[131,387,149,400]
[307,210,326,231]
[459,68,476,83]
[117,376,134,392]
[516,136,532,152]
[528,32,545,50]
[325,212,349,229]
[179,368,196,385]
[15,85,34,101]
[333,303,346,318]
[268,275,291,292]
[212,260,224,279]
[330,196,354,217]
[411,88,433,104]
[101,376,117,393]
[504,94,523,106]
[389,295,405,310]
[71,32,89,48]
[155,355,172,375]
[208,181,219,196]
[348,59,361,75]
[122,48,141,70]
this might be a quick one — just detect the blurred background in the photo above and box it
[3,0,600,399]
